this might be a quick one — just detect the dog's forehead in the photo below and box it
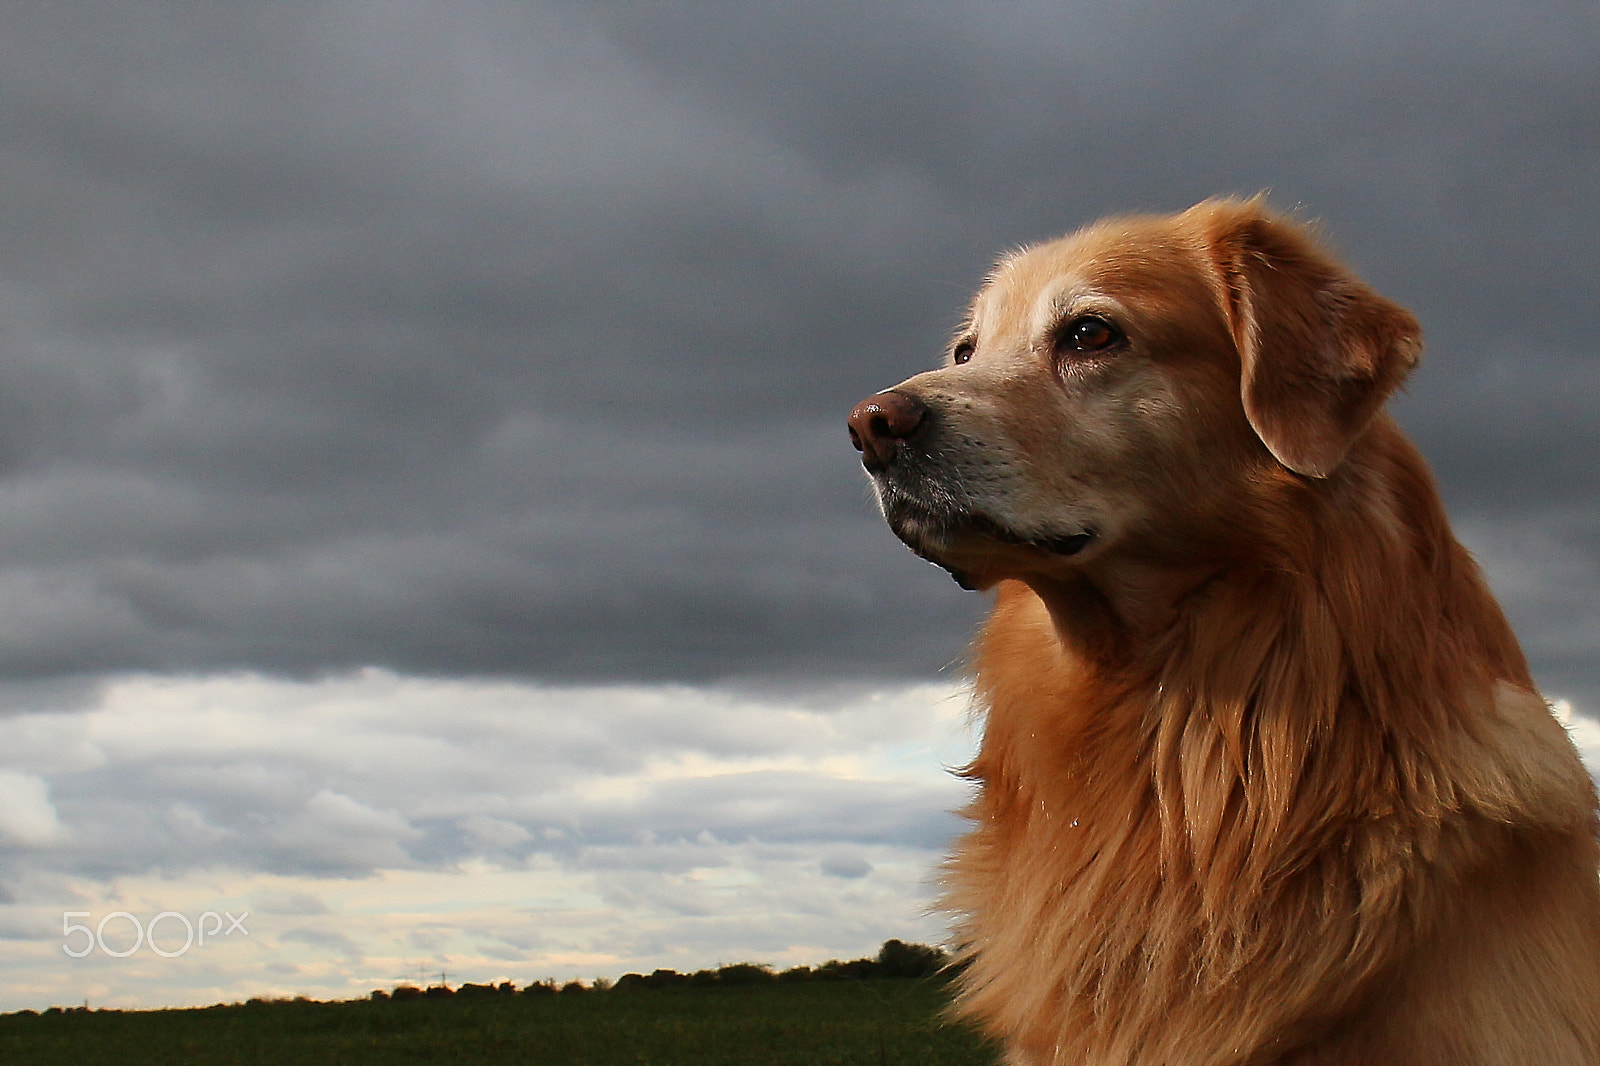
[974,218,1204,335]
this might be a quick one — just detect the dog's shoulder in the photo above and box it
[1449,682,1598,832]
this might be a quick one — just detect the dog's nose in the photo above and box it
[848,390,927,472]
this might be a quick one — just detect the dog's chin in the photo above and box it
[884,503,1097,590]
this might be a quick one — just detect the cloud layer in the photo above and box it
[0,672,974,1009]
[0,1,1596,1012]
[0,2,1592,696]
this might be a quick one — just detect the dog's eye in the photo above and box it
[1055,316,1123,354]
[952,340,976,365]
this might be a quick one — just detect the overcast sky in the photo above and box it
[1,1,1597,1011]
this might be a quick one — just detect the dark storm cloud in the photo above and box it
[0,2,1595,704]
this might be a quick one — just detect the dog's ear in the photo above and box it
[1194,199,1423,478]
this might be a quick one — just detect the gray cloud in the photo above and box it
[0,1,1593,701]
[253,891,331,917]
[0,2,1591,704]
[820,852,873,880]
[280,926,364,962]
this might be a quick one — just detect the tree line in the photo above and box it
[371,939,952,1001]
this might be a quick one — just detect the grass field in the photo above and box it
[0,978,999,1065]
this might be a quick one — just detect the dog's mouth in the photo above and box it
[880,492,1097,588]
[944,520,1097,590]
[965,514,1097,558]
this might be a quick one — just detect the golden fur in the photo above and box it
[848,199,1600,1064]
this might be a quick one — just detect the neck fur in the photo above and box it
[948,426,1559,1062]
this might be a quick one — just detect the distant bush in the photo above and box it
[110,939,954,1017]
[602,943,948,992]
[877,939,949,979]
[453,981,517,997]
[815,958,877,981]
[715,963,775,986]
[615,968,692,991]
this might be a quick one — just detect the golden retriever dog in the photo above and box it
[847,198,1600,1064]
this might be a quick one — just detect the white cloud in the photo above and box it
[268,790,420,874]
[0,711,105,775]
[0,671,975,1010]
[1552,699,1600,772]
[0,771,66,847]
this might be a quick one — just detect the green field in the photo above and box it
[0,978,999,1065]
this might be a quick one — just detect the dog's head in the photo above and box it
[848,198,1423,598]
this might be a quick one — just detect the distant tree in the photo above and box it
[876,939,949,979]
[815,957,878,981]
[366,937,952,1005]
[716,963,776,986]
[649,968,688,988]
